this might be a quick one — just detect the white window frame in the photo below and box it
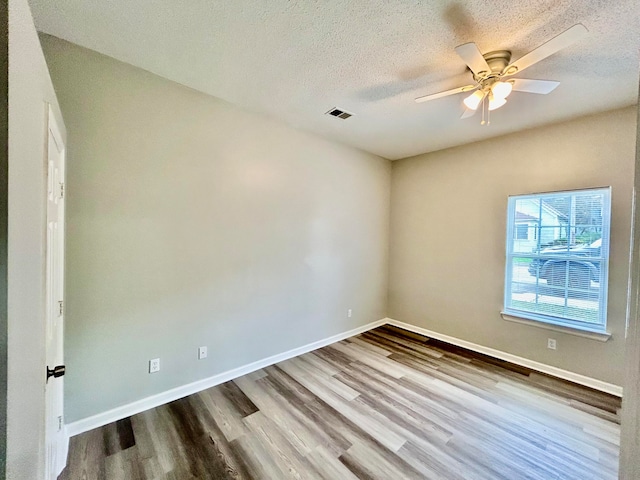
[503,188,611,335]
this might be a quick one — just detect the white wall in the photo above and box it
[40,35,391,423]
[7,1,66,479]
[389,107,637,386]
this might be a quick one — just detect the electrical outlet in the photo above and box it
[149,358,160,373]
[547,338,557,350]
[347,309,352,318]
[198,346,208,360]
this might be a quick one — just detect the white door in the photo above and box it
[44,106,68,479]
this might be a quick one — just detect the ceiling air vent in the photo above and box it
[326,108,353,120]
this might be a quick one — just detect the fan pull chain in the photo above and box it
[481,95,486,125]
[480,94,491,126]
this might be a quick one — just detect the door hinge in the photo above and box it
[58,415,63,431]
[58,300,64,317]
[59,182,64,199]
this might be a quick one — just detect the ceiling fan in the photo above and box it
[415,24,588,124]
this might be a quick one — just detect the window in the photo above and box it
[515,224,529,240]
[504,188,611,333]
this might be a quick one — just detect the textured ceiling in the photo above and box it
[29,0,639,160]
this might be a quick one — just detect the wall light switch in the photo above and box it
[198,346,208,360]
[347,309,352,318]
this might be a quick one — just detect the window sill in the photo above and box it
[500,312,611,342]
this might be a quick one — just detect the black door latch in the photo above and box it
[46,365,66,381]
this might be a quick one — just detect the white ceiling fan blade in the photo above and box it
[415,85,476,103]
[511,78,560,94]
[461,108,478,119]
[503,24,588,76]
[455,42,491,76]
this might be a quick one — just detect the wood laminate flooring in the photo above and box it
[60,325,621,479]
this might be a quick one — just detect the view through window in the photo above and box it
[504,188,611,332]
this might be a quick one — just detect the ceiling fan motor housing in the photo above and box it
[473,50,512,81]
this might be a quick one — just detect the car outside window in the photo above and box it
[503,188,611,333]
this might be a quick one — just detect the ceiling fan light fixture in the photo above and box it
[488,95,507,111]
[463,90,485,110]
[491,81,513,100]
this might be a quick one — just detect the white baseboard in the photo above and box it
[66,318,387,437]
[386,318,623,397]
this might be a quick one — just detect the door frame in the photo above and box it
[43,103,68,480]
[619,87,640,479]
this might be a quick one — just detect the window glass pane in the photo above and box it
[505,188,609,331]
[512,198,541,254]
[508,257,600,323]
[540,196,569,227]
[515,224,528,240]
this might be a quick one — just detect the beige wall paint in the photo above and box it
[40,35,391,423]
[389,107,637,386]
[620,83,640,478]
[7,1,66,479]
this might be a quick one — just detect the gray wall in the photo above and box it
[7,1,66,479]
[389,107,637,386]
[40,35,391,423]
[0,0,7,475]
[620,83,640,479]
